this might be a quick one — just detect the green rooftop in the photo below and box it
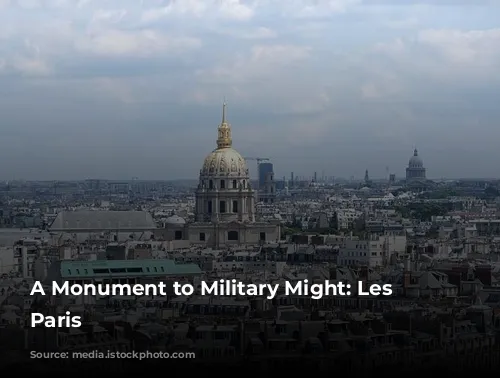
[61,259,202,279]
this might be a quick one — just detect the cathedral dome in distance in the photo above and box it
[408,148,423,168]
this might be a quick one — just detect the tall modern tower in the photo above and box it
[258,162,274,189]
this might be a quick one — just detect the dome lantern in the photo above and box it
[408,147,423,168]
[216,102,232,149]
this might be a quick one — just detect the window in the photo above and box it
[110,268,127,273]
[208,201,212,214]
[214,332,225,340]
[199,232,206,241]
[232,200,238,213]
[93,269,109,274]
[127,267,143,273]
[220,201,226,213]
[233,180,237,188]
[220,180,225,189]
[260,232,266,241]
[175,230,183,240]
[228,231,239,241]
[209,180,213,189]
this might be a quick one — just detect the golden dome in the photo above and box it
[201,147,248,177]
[200,102,249,178]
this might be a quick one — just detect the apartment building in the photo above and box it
[338,234,406,267]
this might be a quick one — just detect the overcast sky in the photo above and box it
[0,0,499,181]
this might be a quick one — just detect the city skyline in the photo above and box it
[1,0,499,180]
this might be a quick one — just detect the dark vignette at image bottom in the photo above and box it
[3,356,498,376]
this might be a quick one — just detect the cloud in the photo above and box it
[91,9,128,24]
[206,44,311,80]
[9,56,51,75]
[372,28,500,83]
[1,1,500,179]
[280,0,362,18]
[74,30,201,57]
[141,0,255,22]
[141,0,362,23]
[193,44,321,113]
[417,28,500,66]
[232,26,277,40]
[385,17,419,29]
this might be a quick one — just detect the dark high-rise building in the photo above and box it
[260,171,276,204]
[259,162,274,189]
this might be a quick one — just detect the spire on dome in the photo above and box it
[222,101,227,124]
[216,101,232,149]
[413,148,418,156]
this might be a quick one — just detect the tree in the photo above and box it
[484,186,499,197]
[396,202,450,221]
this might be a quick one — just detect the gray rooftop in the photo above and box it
[60,259,201,278]
[49,210,157,231]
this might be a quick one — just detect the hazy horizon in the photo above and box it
[1,0,499,181]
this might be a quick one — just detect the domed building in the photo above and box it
[164,215,186,226]
[406,148,426,182]
[405,148,432,191]
[161,103,280,247]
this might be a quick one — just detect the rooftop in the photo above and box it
[49,210,157,231]
[61,259,201,278]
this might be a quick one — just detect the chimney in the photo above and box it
[475,265,492,286]
[359,266,369,281]
[404,255,411,271]
[22,246,28,278]
[403,271,411,296]
[330,268,337,280]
